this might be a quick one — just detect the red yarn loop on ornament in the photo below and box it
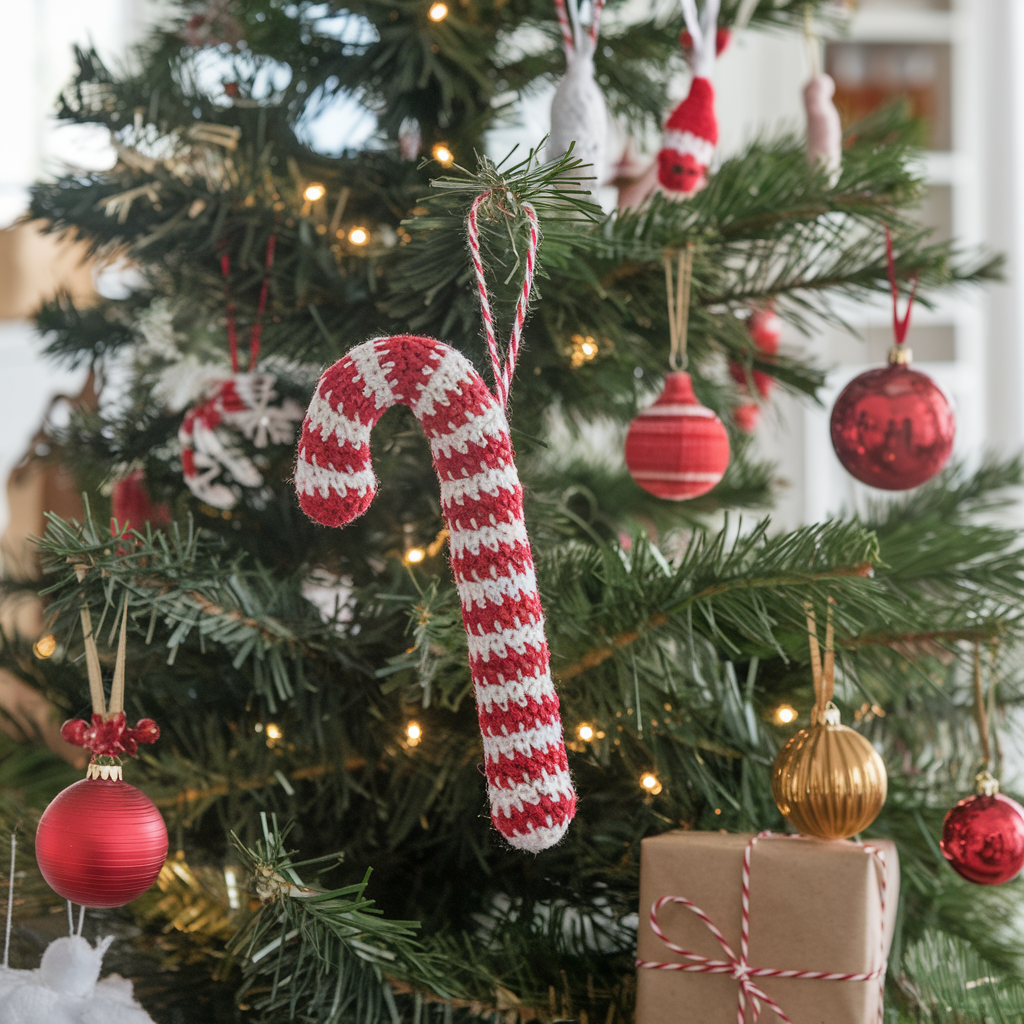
[885,227,919,347]
[60,712,160,759]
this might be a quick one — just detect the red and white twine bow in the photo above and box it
[637,832,889,1024]
[553,0,604,53]
[467,193,540,409]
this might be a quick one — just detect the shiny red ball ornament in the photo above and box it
[941,789,1024,886]
[625,372,730,500]
[829,349,954,490]
[36,771,168,908]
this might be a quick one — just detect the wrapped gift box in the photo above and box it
[636,831,899,1024]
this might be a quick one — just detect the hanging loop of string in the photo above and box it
[467,192,541,410]
[219,232,278,373]
[665,243,695,371]
[973,639,991,772]
[803,4,821,78]
[884,226,919,347]
[553,0,604,54]
[80,598,130,720]
[805,599,836,725]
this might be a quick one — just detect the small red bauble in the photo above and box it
[830,351,954,490]
[36,773,168,908]
[941,791,1024,886]
[730,308,781,399]
[747,308,782,355]
[734,404,760,433]
[625,372,730,500]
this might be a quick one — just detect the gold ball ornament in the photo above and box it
[772,705,887,840]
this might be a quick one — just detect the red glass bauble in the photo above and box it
[941,792,1024,886]
[734,404,760,433]
[111,470,171,534]
[36,777,168,907]
[625,372,730,500]
[829,360,954,490]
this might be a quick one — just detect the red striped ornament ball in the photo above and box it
[36,776,168,908]
[625,372,730,500]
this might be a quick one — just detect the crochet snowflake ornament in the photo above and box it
[0,936,155,1024]
[294,335,576,852]
[179,372,304,509]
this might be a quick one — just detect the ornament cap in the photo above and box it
[976,769,1000,797]
[86,762,123,782]
[887,345,913,365]
[821,702,842,726]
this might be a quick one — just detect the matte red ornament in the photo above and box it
[829,355,954,490]
[941,791,1024,886]
[734,403,760,433]
[730,307,781,399]
[111,470,171,535]
[625,372,730,500]
[36,774,168,908]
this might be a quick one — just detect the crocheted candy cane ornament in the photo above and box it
[548,0,607,195]
[295,197,575,852]
[295,336,576,850]
[658,0,721,195]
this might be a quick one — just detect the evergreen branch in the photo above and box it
[556,561,876,681]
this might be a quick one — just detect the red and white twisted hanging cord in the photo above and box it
[637,832,889,1024]
[553,0,604,55]
[467,193,540,409]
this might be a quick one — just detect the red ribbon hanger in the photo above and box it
[219,232,278,372]
[885,226,919,347]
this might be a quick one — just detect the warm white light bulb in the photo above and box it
[428,2,448,20]
[405,547,425,564]
[640,772,662,794]
[33,634,56,659]
[265,723,282,740]
[348,226,370,245]
[774,704,797,725]
[407,722,422,741]
[577,724,594,742]
[432,143,454,167]
[303,182,326,202]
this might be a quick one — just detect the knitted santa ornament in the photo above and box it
[294,199,575,853]
[548,0,607,194]
[658,0,722,195]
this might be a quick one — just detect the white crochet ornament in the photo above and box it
[547,0,608,194]
[0,935,155,1024]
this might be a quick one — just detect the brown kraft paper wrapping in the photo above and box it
[635,831,899,1024]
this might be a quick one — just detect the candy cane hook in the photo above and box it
[295,335,576,852]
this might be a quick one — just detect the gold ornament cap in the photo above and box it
[86,762,123,782]
[888,345,912,365]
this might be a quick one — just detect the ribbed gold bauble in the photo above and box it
[771,708,887,840]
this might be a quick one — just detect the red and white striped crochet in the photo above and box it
[295,335,576,851]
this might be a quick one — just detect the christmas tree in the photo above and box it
[4,0,1024,1020]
